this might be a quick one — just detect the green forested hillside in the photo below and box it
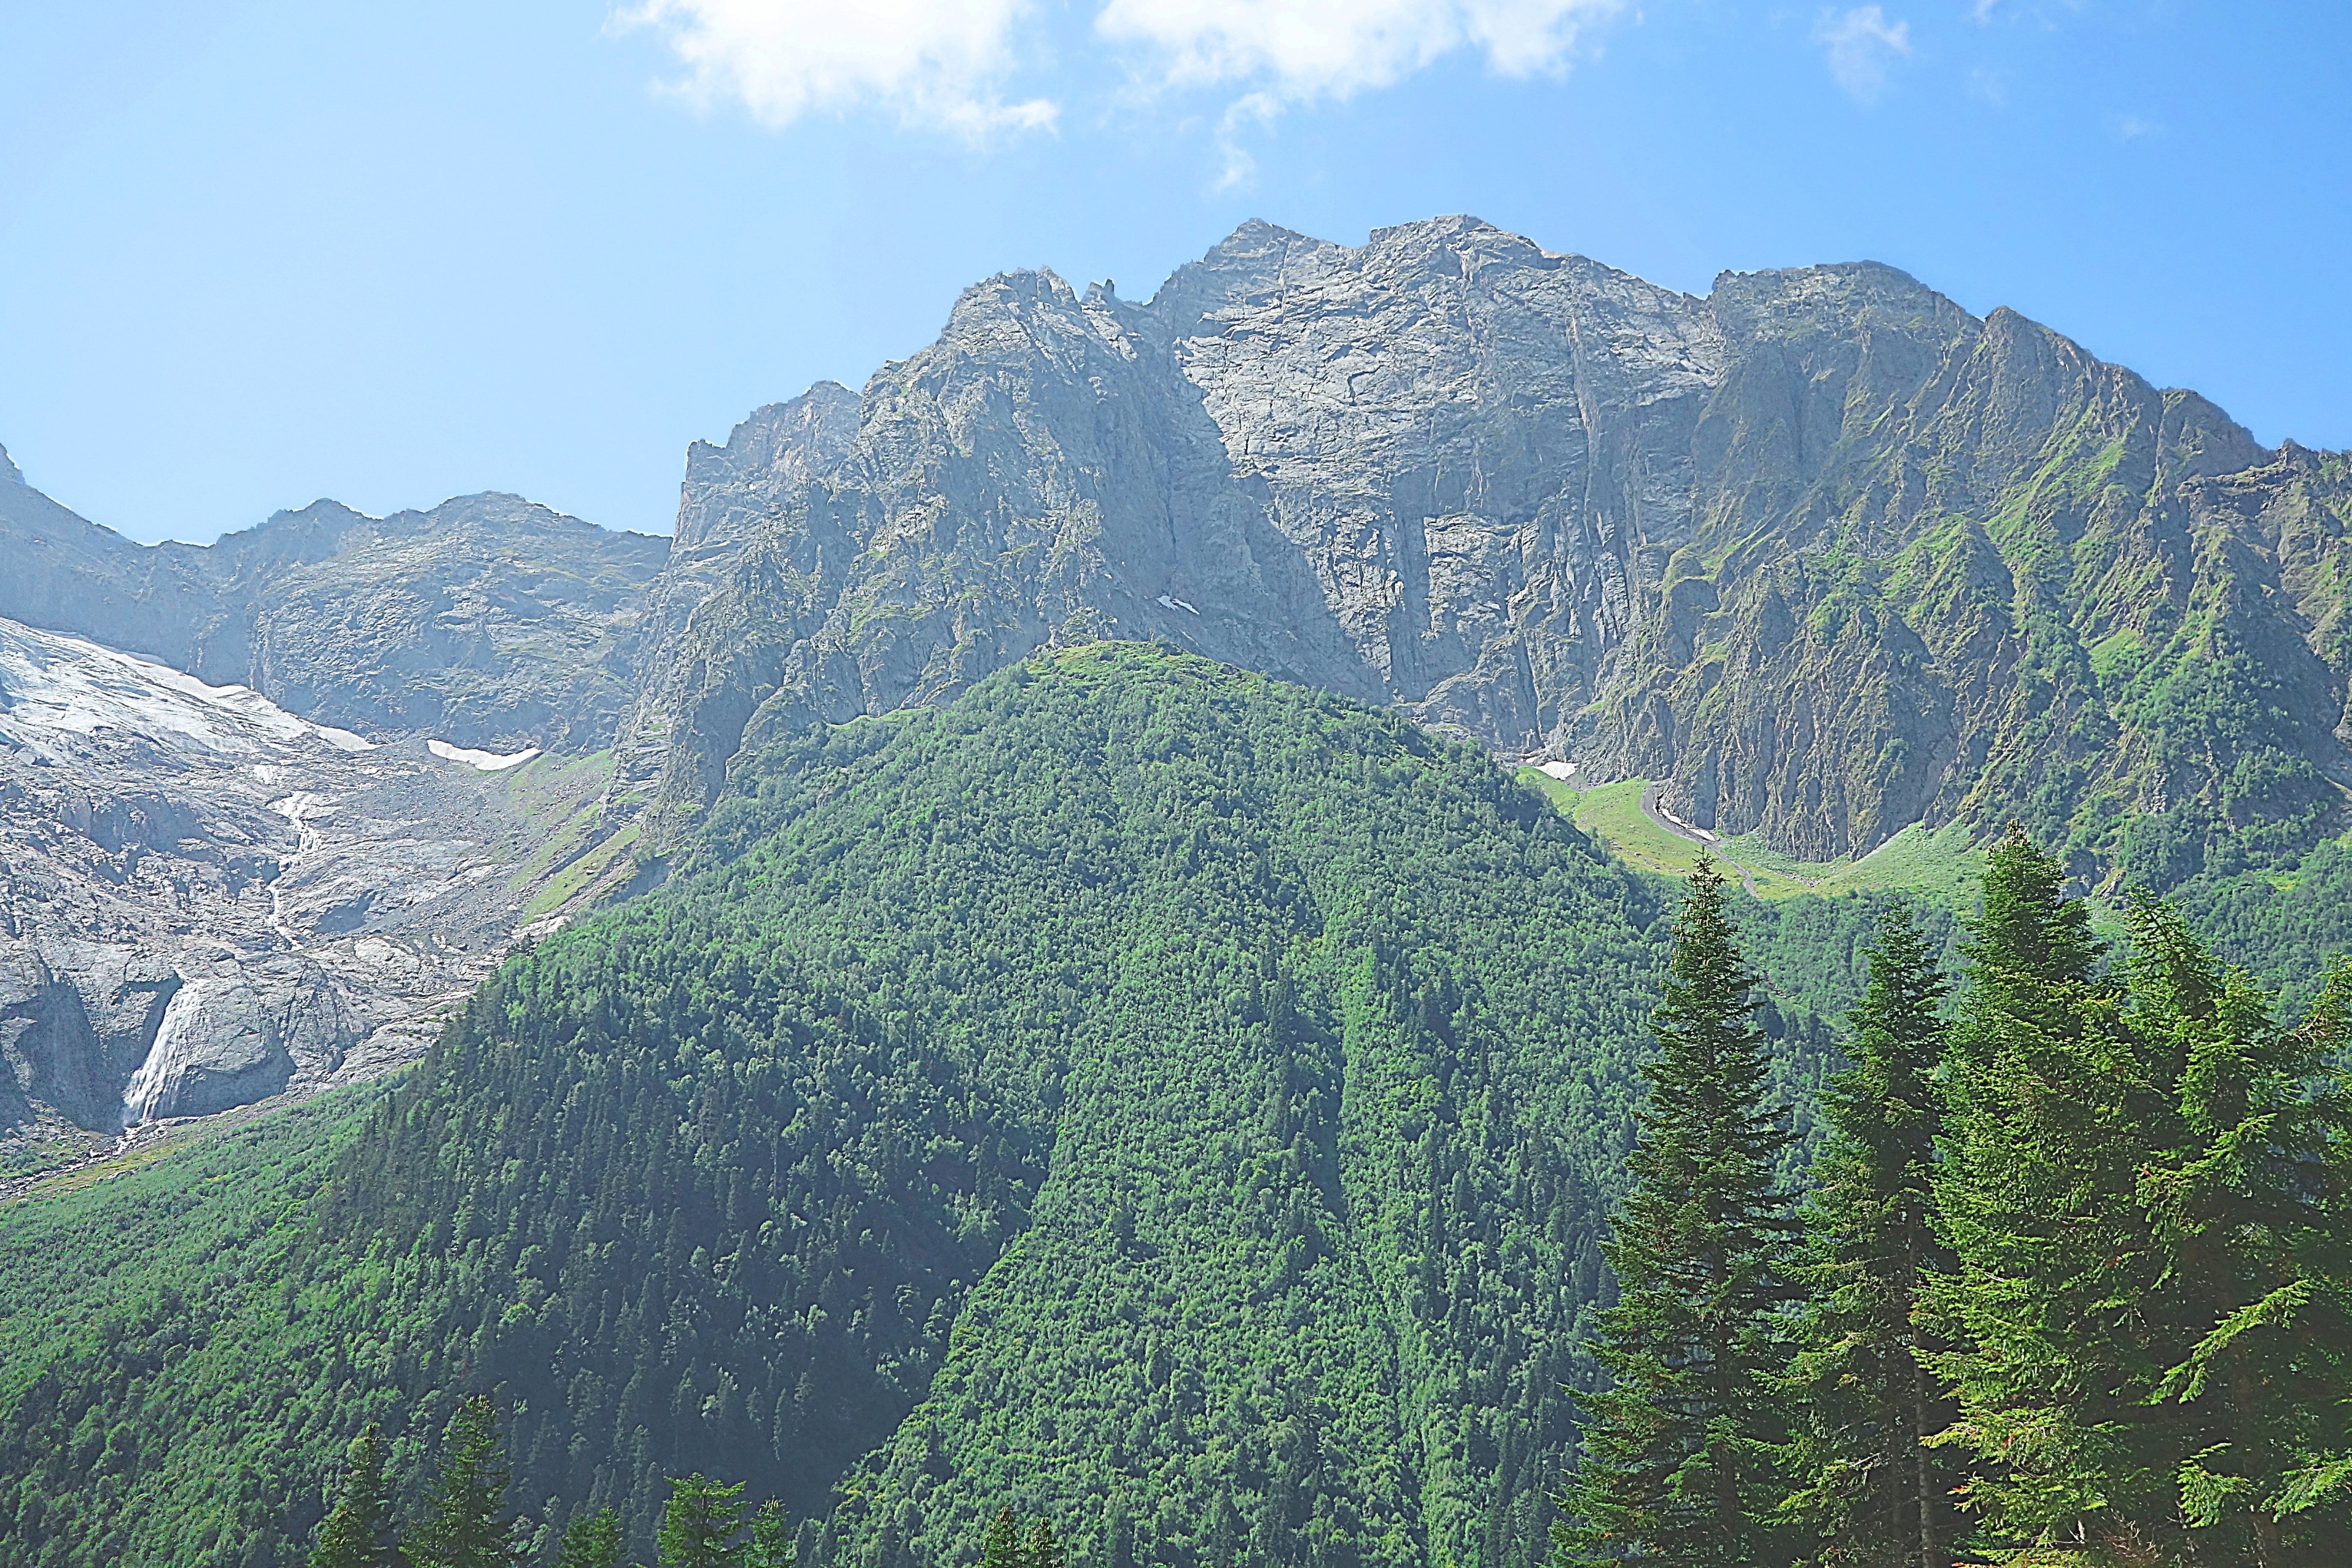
[0,644,1724,1568]
[2173,837,2352,1013]
[0,645,2113,1567]
[0,1089,391,1564]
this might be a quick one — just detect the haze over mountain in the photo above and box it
[5,214,2348,1156]
[621,215,2352,889]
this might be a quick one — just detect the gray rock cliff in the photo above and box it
[0,614,609,1137]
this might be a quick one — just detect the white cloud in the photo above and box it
[2116,113,2158,141]
[1095,0,1624,104]
[1213,91,1281,190]
[1813,5,1910,104]
[621,0,1058,138]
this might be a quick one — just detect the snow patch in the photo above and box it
[427,738,541,771]
[311,721,373,753]
[1655,798,1718,844]
[1156,593,1199,615]
[1538,760,1578,781]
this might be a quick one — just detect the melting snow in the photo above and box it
[1156,593,1199,615]
[0,615,376,761]
[1655,798,1719,844]
[427,738,541,771]
[1538,760,1578,781]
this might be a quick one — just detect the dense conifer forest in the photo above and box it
[1,646,2345,1568]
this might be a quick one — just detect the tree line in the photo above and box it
[310,1392,1079,1568]
[288,791,2346,1568]
[1559,829,2352,1566]
[309,1395,800,1568]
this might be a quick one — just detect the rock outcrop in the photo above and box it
[609,385,862,794]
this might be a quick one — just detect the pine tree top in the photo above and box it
[1968,825,2104,996]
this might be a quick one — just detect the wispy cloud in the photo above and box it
[1213,90,1280,190]
[619,0,1629,174]
[1813,5,1910,104]
[1096,0,1624,103]
[620,0,1058,139]
[2115,113,2159,141]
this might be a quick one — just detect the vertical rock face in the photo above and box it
[609,386,863,793]
[672,384,863,556]
[631,217,2351,883]
[1151,218,1724,750]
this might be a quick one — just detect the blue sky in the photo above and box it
[2,0,2345,545]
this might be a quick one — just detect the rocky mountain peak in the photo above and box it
[674,382,860,553]
[12,215,2350,909]
[0,443,20,486]
[617,215,2351,890]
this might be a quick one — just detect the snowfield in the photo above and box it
[427,738,542,770]
[0,616,373,762]
[0,612,595,1138]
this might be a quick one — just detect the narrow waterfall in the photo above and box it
[119,981,209,1126]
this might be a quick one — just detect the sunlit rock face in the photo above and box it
[626,215,1726,833]
[0,616,589,1131]
[6,215,2350,1146]
[631,217,2352,878]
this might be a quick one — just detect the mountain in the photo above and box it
[13,219,2350,893]
[0,476,676,1150]
[7,203,2343,1563]
[0,646,1890,1567]
[6,212,2346,1168]
[625,218,2352,890]
[0,480,668,752]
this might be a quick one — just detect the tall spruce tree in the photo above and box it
[405,1397,520,1568]
[1557,858,1799,1567]
[1785,904,1956,1568]
[748,1500,795,1568]
[1920,829,2352,1564]
[2128,900,2352,1563]
[659,1476,749,1568]
[1925,826,2162,1556]
[556,1509,626,1568]
[1926,833,2352,1563]
[312,1422,399,1568]
[979,1507,1023,1568]
[1023,1517,1065,1568]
